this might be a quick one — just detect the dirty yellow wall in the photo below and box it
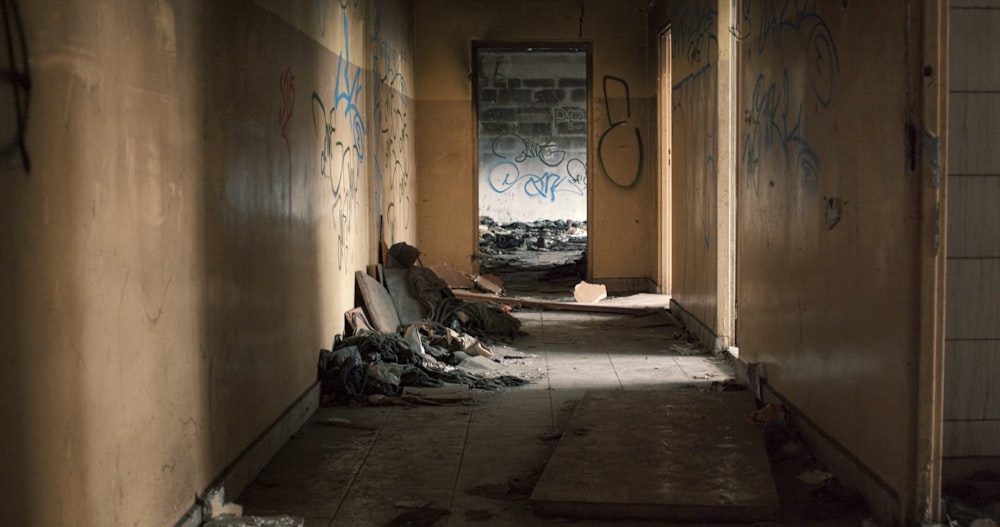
[650,0,723,330]
[0,0,415,525]
[652,1,945,521]
[733,2,927,521]
[414,0,654,285]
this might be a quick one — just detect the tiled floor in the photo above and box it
[236,310,871,526]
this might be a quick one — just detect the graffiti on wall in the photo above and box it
[743,70,821,194]
[597,76,643,189]
[754,0,839,106]
[312,11,366,269]
[485,130,587,204]
[554,106,585,133]
[278,67,295,209]
[1,0,31,172]
[317,0,359,37]
[487,161,585,203]
[672,5,719,250]
[491,133,568,168]
[740,0,839,195]
[371,1,410,243]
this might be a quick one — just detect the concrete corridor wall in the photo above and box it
[651,1,946,523]
[0,1,416,525]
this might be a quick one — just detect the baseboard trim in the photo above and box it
[174,381,321,527]
[669,299,726,353]
[592,277,657,295]
[743,372,901,526]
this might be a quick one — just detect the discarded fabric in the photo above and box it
[317,325,528,405]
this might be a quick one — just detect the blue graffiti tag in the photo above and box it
[756,0,839,106]
[309,10,367,270]
[743,71,820,194]
[371,2,410,239]
[487,161,585,203]
[490,133,567,168]
[334,12,366,160]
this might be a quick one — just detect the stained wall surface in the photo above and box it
[731,2,926,520]
[943,0,1000,480]
[0,0,415,525]
[414,0,655,284]
[650,0,722,330]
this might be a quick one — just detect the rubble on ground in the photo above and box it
[317,242,531,406]
[943,471,1000,526]
[478,217,587,256]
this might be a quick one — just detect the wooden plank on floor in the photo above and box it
[451,289,670,316]
[531,389,779,522]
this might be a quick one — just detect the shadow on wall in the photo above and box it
[195,0,325,495]
[1,0,31,172]
[0,0,31,513]
[1,0,89,523]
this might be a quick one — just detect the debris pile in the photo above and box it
[944,471,1000,526]
[752,403,872,523]
[317,242,530,406]
[479,217,587,255]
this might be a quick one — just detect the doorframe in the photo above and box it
[656,27,672,296]
[470,41,594,277]
[912,0,947,521]
[716,1,738,351]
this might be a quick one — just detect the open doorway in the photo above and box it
[474,43,590,297]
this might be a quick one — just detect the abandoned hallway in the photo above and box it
[236,309,872,526]
[2,1,997,526]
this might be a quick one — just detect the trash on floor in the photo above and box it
[430,262,476,290]
[344,307,374,333]
[203,515,305,527]
[318,328,529,406]
[473,273,505,295]
[572,280,607,303]
[479,217,587,256]
[321,261,531,406]
[384,266,428,325]
[356,270,403,333]
[201,487,245,523]
[451,288,669,315]
[943,470,1000,526]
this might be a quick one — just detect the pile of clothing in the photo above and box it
[317,242,530,405]
[318,324,528,405]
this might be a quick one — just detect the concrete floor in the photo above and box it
[236,310,874,526]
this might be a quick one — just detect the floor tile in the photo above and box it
[237,309,871,527]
